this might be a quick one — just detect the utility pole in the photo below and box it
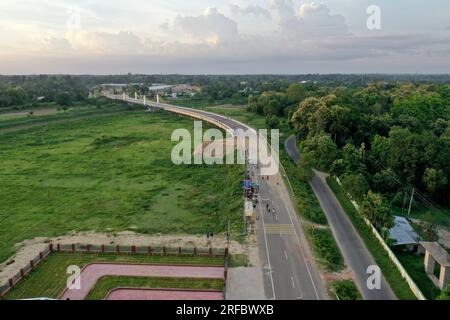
[407,188,415,218]
[227,219,231,246]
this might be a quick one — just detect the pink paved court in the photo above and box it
[59,263,225,300]
[106,288,224,300]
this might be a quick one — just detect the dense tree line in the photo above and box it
[0,75,88,108]
[250,81,449,233]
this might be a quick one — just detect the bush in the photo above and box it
[437,284,450,300]
[341,173,369,202]
[307,227,344,272]
[330,280,362,300]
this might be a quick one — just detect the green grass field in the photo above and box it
[0,108,244,263]
[86,276,224,300]
[3,252,224,300]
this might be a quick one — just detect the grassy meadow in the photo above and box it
[0,108,244,263]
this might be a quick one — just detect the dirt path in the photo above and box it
[106,288,223,300]
[60,263,225,300]
[0,110,131,134]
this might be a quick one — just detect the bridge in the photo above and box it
[104,93,327,300]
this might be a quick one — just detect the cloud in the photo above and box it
[297,2,348,36]
[65,30,144,54]
[172,7,239,45]
[271,0,348,37]
[229,4,271,19]
[1,2,449,73]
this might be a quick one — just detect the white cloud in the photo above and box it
[230,4,271,19]
[297,2,348,36]
[65,30,144,54]
[270,0,348,37]
[0,1,449,73]
[172,7,239,45]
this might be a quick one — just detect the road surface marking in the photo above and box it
[279,183,321,300]
[284,250,288,260]
[259,202,276,300]
[291,276,296,288]
[264,224,296,235]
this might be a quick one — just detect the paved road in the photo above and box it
[106,94,328,300]
[285,135,397,300]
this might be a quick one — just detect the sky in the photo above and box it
[0,0,449,74]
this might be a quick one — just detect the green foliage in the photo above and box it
[280,150,327,225]
[330,280,362,300]
[4,252,224,300]
[341,173,369,202]
[437,284,450,300]
[326,177,417,300]
[300,132,339,171]
[266,115,280,129]
[395,249,442,300]
[286,83,306,103]
[423,167,448,195]
[86,276,223,300]
[307,227,344,272]
[360,191,394,232]
[0,110,244,262]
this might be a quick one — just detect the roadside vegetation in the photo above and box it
[306,227,344,272]
[329,280,362,300]
[3,252,224,300]
[326,177,417,300]
[394,249,441,300]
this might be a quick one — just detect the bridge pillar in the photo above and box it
[439,266,450,290]
[135,92,138,100]
[143,95,146,106]
[157,94,160,104]
[424,250,435,274]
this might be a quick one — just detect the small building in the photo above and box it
[100,83,128,90]
[389,216,420,251]
[149,84,173,95]
[420,242,450,290]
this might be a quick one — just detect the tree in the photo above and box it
[328,105,351,145]
[291,97,326,140]
[360,191,394,232]
[55,92,71,106]
[330,159,346,178]
[341,173,369,202]
[371,169,399,194]
[266,115,280,129]
[342,144,365,174]
[300,132,339,171]
[287,83,306,103]
[422,212,439,242]
[423,167,448,196]
[298,153,314,182]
